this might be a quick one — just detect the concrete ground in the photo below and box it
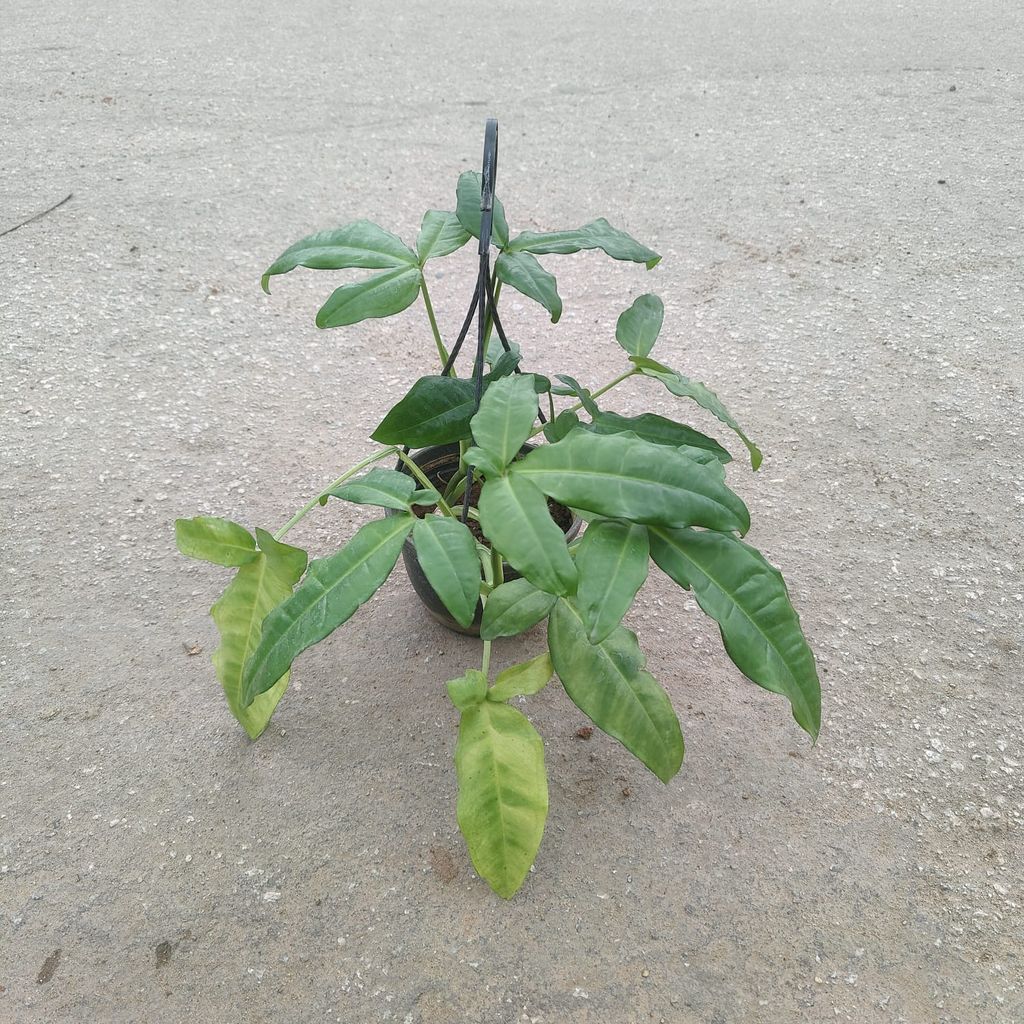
[2,2,1022,1021]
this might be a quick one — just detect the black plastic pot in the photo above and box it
[391,442,582,636]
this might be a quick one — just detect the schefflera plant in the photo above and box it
[177,170,820,899]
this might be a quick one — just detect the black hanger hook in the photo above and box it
[478,118,498,255]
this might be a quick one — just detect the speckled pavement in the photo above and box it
[2,3,1022,1022]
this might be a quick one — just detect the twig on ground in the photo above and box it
[0,193,73,238]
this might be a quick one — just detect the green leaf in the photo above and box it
[417,210,472,263]
[632,356,762,470]
[209,530,308,739]
[315,264,423,328]
[647,527,821,738]
[453,699,548,898]
[175,516,259,567]
[478,475,578,597]
[482,353,550,393]
[484,356,551,395]
[543,409,580,443]
[242,515,414,703]
[410,487,442,506]
[488,651,553,702]
[575,519,650,644]
[678,446,727,480]
[480,578,558,640]
[455,171,510,249]
[587,410,731,464]
[507,218,660,269]
[484,343,522,377]
[412,516,481,629]
[462,446,504,480]
[548,599,683,782]
[261,220,418,292]
[550,375,599,417]
[495,251,562,323]
[615,294,664,357]
[511,429,749,533]
[371,375,476,447]
[471,373,539,469]
[327,468,416,511]
[447,668,488,710]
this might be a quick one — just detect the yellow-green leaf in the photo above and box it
[447,669,488,710]
[488,652,553,702]
[453,700,548,898]
[209,530,308,738]
[175,516,259,567]
[328,468,416,511]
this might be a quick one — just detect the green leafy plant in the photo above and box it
[177,166,820,898]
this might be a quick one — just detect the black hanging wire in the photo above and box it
[460,119,501,523]
[403,120,546,522]
[440,287,479,378]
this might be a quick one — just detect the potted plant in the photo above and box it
[176,124,820,899]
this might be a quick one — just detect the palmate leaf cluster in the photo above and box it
[177,170,820,899]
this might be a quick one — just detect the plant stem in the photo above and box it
[274,447,399,540]
[479,548,505,677]
[588,367,638,403]
[479,547,495,588]
[419,278,452,374]
[394,449,456,518]
[529,367,639,438]
[443,470,468,506]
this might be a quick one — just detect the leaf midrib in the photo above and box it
[235,556,273,706]
[478,707,514,874]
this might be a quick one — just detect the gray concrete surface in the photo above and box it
[2,2,1022,1022]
